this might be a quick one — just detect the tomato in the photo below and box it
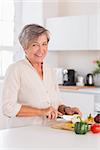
[91,124,100,133]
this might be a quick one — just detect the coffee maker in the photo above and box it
[63,69,76,86]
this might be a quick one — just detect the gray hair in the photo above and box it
[19,24,50,49]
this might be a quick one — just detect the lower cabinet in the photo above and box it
[94,94,100,113]
[60,91,95,117]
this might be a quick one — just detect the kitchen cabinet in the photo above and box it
[46,16,88,51]
[88,15,97,50]
[89,15,100,50]
[60,91,95,116]
[46,15,100,51]
[97,15,100,49]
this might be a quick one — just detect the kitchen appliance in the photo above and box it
[85,73,94,86]
[63,69,76,86]
[76,75,84,86]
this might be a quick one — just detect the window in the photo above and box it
[0,0,14,78]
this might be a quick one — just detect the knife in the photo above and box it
[57,115,74,121]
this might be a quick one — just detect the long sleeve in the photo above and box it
[2,64,22,118]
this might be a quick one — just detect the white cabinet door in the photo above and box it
[97,15,100,50]
[60,91,94,116]
[46,16,88,51]
[88,15,100,50]
[88,15,97,50]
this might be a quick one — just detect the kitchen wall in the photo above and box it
[43,0,99,18]
[45,51,100,77]
[43,0,59,23]
[58,0,98,16]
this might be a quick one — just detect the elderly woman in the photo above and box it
[2,24,81,128]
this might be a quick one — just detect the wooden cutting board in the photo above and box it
[51,121,91,131]
[51,122,74,131]
[59,85,96,90]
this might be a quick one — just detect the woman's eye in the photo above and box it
[32,44,37,47]
[43,43,47,46]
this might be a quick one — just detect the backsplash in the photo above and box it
[45,50,100,78]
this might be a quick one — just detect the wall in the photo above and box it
[58,51,100,76]
[58,0,98,16]
[45,51,100,76]
[45,51,59,67]
[43,0,59,24]
[43,0,99,18]
[22,0,44,26]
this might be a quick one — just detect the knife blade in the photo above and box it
[57,115,74,121]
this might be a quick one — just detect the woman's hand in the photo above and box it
[42,106,62,120]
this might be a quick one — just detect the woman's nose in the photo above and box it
[38,45,44,52]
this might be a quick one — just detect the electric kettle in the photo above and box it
[85,73,94,86]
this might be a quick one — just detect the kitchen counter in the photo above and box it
[0,125,100,150]
[59,85,100,94]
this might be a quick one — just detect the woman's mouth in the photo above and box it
[35,54,42,57]
[34,54,44,58]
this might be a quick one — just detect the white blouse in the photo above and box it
[2,58,63,128]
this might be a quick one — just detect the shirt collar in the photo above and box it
[24,56,44,71]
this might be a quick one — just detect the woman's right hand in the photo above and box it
[42,106,62,120]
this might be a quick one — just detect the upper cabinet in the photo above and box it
[97,15,100,49]
[89,15,100,50]
[46,15,100,51]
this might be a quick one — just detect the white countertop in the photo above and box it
[0,125,100,150]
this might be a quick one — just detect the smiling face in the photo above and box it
[25,34,48,64]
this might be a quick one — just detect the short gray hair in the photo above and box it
[19,24,50,49]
